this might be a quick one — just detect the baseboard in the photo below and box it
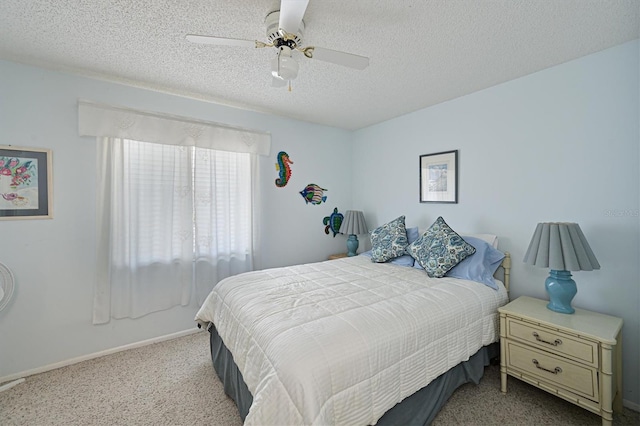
[0,328,202,386]
[624,399,640,412]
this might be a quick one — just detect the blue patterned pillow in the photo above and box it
[370,216,409,263]
[407,217,476,278]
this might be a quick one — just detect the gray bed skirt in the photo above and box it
[208,326,499,425]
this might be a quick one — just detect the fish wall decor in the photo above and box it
[299,183,327,205]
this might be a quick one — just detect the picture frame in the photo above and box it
[0,145,52,220]
[419,150,458,203]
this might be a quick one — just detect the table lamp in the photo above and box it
[523,222,600,314]
[339,210,368,256]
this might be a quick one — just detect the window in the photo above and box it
[95,138,255,323]
[79,101,269,324]
[112,140,252,266]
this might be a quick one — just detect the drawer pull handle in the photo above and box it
[532,332,562,346]
[532,359,562,375]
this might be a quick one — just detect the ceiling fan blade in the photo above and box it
[186,34,258,48]
[278,0,309,34]
[305,47,370,70]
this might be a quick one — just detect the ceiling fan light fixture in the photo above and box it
[271,46,298,81]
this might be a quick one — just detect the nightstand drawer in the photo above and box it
[506,318,598,367]
[506,340,599,402]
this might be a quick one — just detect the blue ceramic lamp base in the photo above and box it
[346,234,359,257]
[545,269,577,314]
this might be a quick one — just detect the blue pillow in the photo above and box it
[406,226,420,245]
[445,236,505,290]
[407,217,476,278]
[360,226,419,267]
[369,216,409,262]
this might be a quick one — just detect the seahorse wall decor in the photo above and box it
[299,183,327,205]
[275,151,293,187]
[323,207,343,237]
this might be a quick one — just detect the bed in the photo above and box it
[195,220,511,426]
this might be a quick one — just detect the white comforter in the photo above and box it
[195,255,508,426]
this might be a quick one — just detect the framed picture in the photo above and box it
[0,146,52,220]
[419,150,458,203]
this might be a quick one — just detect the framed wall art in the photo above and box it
[0,145,52,220]
[419,150,458,203]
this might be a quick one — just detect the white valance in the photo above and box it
[78,100,271,156]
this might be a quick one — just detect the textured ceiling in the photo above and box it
[0,1,638,130]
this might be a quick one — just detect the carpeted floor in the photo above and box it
[1,330,638,425]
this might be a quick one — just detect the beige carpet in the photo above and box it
[1,331,638,425]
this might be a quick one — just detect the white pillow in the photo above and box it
[463,233,498,249]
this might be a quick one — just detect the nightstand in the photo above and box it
[328,253,348,260]
[499,296,623,426]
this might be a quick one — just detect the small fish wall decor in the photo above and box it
[275,151,293,187]
[299,183,327,205]
[323,207,343,237]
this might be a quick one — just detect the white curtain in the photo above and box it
[82,101,270,324]
[95,138,194,322]
[193,146,257,305]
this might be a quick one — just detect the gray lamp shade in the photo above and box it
[339,210,368,235]
[523,222,600,271]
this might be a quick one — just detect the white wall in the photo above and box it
[352,40,640,407]
[0,59,352,380]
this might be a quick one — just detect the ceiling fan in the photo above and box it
[186,0,369,90]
